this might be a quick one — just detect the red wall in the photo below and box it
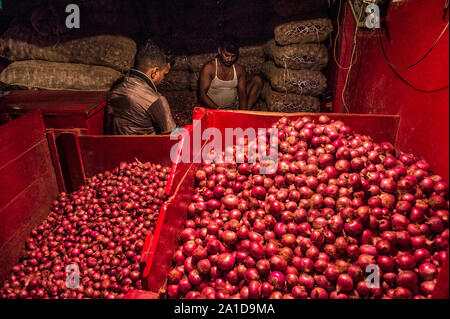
[329,0,449,181]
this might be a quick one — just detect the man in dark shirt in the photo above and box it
[105,42,177,135]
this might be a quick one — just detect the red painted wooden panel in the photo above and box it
[46,131,68,193]
[0,169,57,247]
[78,135,179,179]
[0,90,107,134]
[206,109,400,145]
[123,289,158,299]
[0,112,46,168]
[0,141,53,210]
[432,249,449,299]
[0,90,107,115]
[0,111,59,283]
[85,101,107,135]
[0,174,58,283]
[54,133,86,193]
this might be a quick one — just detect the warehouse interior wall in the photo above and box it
[329,0,449,180]
[0,0,330,55]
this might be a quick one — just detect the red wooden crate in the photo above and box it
[141,107,448,299]
[0,110,187,296]
[0,111,59,283]
[0,90,107,135]
[51,128,190,297]
[142,108,447,298]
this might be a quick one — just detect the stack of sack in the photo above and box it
[0,24,136,91]
[262,17,333,113]
[265,0,329,40]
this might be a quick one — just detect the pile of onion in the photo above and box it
[0,161,171,299]
[166,115,448,299]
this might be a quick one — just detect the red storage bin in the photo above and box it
[0,111,59,283]
[142,107,448,299]
[0,90,107,135]
[53,132,182,193]
[0,110,187,294]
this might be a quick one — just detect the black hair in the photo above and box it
[219,39,239,55]
[134,41,170,73]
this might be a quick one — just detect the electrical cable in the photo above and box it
[378,22,449,70]
[333,0,359,70]
[341,2,364,113]
[377,28,449,93]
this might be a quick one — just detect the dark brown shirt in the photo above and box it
[106,69,176,135]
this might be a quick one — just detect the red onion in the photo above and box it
[396,270,418,290]
[324,265,340,281]
[347,265,364,282]
[248,280,261,299]
[291,286,308,299]
[344,220,363,235]
[420,281,436,295]
[391,214,410,230]
[396,252,416,270]
[248,242,265,260]
[268,271,286,290]
[393,287,412,299]
[418,262,438,281]
[298,274,314,290]
[222,194,239,210]
[310,287,328,299]
[217,253,235,271]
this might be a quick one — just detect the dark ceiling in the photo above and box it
[0,0,331,55]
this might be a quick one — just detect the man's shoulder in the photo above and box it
[108,77,160,107]
[234,63,246,75]
[201,60,216,72]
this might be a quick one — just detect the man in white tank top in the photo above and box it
[198,40,263,110]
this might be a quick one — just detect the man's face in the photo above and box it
[218,49,237,67]
[150,63,170,86]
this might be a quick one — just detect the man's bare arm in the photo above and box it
[198,63,220,109]
[236,65,248,110]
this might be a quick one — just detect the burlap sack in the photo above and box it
[240,45,265,58]
[0,60,122,91]
[0,28,136,72]
[171,56,190,71]
[274,18,333,45]
[188,53,217,72]
[159,70,190,91]
[238,56,264,76]
[190,72,200,91]
[262,61,327,96]
[264,39,328,70]
[262,82,320,113]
